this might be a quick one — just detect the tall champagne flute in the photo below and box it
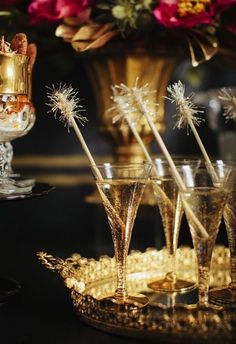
[209,161,236,305]
[148,158,201,292]
[180,167,230,308]
[91,162,152,308]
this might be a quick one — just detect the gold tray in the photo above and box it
[38,246,236,343]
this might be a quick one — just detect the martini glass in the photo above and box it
[148,158,201,292]
[91,162,152,308]
[208,161,236,305]
[180,168,230,308]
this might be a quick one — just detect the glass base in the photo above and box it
[100,293,149,310]
[11,176,35,191]
[148,276,196,293]
[209,286,236,305]
[186,302,223,311]
[0,277,21,303]
[0,177,35,195]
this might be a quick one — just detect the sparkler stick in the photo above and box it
[47,84,125,228]
[46,84,103,181]
[110,85,152,164]
[110,85,175,214]
[219,88,236,121]
[110,81,208,239]
[167,80,219,185]
[168,82,234,228]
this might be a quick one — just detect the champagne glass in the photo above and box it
[209,161,236,305]
[148,158,201,292]
[180,167,230,308]
[90,162,152,308]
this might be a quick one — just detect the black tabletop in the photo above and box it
[0,183,163,344]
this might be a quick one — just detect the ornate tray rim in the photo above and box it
[38,245,236,342]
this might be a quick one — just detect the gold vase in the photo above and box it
[83,41,176,162]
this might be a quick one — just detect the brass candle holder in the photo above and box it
[0,53,29,94]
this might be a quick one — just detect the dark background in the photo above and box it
[13,44,236,158]
[1,33,236,343]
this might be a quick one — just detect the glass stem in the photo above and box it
[198,265,210,307]
[0,142,13,177]
[173,194,183,254]
[166,253,176,281]
[113,227,129,301]
[225,222,236,286]
[165,194,183,280]
[230,256,236,287]
[167,292,177,308]
[115,260,127,300]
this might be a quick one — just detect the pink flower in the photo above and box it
[153,0,215,29]
[28,0,93,23]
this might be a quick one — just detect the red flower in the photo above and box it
[153,0,215,29]
[28,0,93,23]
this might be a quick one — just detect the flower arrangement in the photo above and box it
[1,1,236,64]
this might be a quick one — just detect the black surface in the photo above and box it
[0,183,231,344]
[0,183,53,304]
[0,184,161,344]
[0,277,21,303]
[0,183,55,202]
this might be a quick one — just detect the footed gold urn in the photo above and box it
[82,41,176,162]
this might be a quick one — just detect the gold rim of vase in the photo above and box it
[0,53,29,95]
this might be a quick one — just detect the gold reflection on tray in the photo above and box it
[38,246,235,341]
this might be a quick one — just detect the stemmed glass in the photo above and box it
[180,167,230,308]
[209,161,236,305]
[0,53,35,196]
[91,162,152,308]
[0,46,36,301]
[148,158,201,292]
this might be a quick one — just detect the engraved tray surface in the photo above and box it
[38,246,236,343]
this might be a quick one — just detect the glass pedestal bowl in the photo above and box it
[0,94,35,195]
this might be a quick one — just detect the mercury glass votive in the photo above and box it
[0,53,35,195]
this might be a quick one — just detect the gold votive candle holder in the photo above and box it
[0,53,29,95]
